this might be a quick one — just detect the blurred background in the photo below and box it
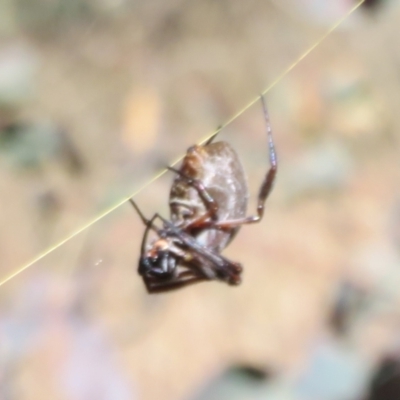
[1,0,400,399]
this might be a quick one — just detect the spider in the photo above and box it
[130,95,277,293]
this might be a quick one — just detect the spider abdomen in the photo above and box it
[169,141,248,252]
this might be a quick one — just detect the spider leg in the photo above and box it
[157,222,242,283]
[143,255,241,293]
[181,95,277,230]
[130,199,171,233]
[183,251,242,285]
[167,166,218,221]
[143,270,208,293]
[203,125,222,145]
[167,125,226,228]
[129,199,162,259]
[140,215,242,280]
[130,199,155,228]
[256,94,278,221]
[131,200,241,291]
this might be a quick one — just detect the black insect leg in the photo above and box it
[141,214,242,285]
[130,199,157,229]
[131,201,242,288]
[130,199,161,261]
[143,270,208,293]
[130,199,172,233]
[183,251,242,285]
[143,255,241,293]
[217,255,243,276]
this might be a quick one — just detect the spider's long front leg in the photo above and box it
[175,95,277,230]
[253,94,278,221]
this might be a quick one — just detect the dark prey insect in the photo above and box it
[130,96,277,293]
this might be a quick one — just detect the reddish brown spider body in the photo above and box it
[130,96,277,293]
